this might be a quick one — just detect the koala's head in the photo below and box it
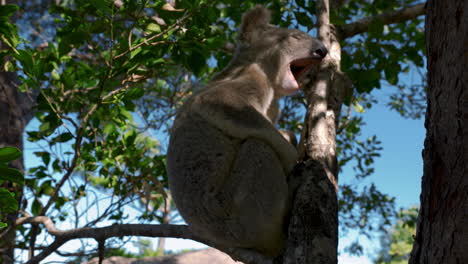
[237,5,327,96]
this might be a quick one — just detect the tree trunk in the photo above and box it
[409,0,468,263]
[282,0,350,262]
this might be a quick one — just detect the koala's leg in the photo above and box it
[167,117,240,233]
[222,138,290,256]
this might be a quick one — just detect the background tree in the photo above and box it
[0,0,427,263]
[375,206,418,264]
[409,0,467,263]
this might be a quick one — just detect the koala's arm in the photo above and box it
[267,99,298,147]
[190,87,298,172]
[279,130,298,147]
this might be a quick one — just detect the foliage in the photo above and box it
[0,147,24,228]
[375,206,418,263]
[337,0,426,92]
[0,0,426,261]
[0,4,20,63]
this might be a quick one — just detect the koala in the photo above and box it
[166,5,327,257]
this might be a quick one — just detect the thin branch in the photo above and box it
[40,82,132,216]
[338,3,426,39]
[40,90,79,129]
[39,131,82,215]
[28,225,38,260]
[62,86,98,99]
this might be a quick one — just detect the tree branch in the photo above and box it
[16,216,271,264]
[16,217,199,264]
[113,12,191,60]
[338,3,426,39]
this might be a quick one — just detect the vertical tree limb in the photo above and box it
[283,0,349,262]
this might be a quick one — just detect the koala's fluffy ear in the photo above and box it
[239,5,271,44]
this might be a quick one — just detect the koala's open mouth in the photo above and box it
[282,57,322,93]
[290,57,321,82]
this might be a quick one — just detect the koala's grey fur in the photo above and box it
[167,5,327,257]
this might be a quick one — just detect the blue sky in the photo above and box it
[361,89,424,209]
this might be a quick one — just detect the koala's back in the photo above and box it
[167,111,288,255]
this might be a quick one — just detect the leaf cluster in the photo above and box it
[0,147,24,229]
[375,206,418,263]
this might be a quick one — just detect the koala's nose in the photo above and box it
[315,45,328,58]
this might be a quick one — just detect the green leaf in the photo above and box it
[384,65,399,85]
[39,180,54,196]
[14,49,34,74]
[130,47,142,59]
[0,188,18,213]
[35,151,51,166]
[146,23,161,33]
[0,147,21,163]
[39,121,51,133]
[52,132,74,143]
[52,159,62,173]
[0,222,7,228]
[0,168,24,185]
[51,69,60,80]
[27,131,41,142]
[18,82,28,92]
[353,103,365,113]
[31,199,43,216]
[3,60,15,72]
[104,123,116,135]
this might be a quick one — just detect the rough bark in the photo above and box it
[409,0,468,263]
[282,0,347,263]
[283,162,338,264]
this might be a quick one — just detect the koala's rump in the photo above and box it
[167,115,288,254]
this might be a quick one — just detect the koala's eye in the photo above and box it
[290,33,303,40]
